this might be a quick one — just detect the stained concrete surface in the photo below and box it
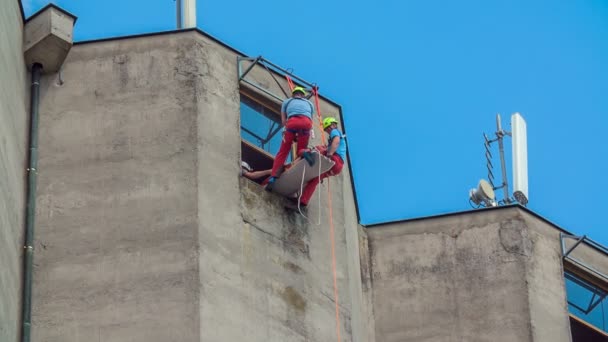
[0,1,28,341]
[33,34,200,342]
[32,30,364,342]
[367,207,572,342]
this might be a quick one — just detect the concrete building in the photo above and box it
[2,1,608,341]
[0,0,29,341]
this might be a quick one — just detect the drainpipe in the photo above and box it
[22,62,43,342]
[21,5,76,340]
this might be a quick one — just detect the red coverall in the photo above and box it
[270,115,312,177]
[298,152,344,206]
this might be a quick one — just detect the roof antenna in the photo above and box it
[469,113,529,207]
[511,113,528,205]
[176,0,196,29]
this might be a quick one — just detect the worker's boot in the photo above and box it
[265,176,277,192]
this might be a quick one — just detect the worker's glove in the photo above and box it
[315,145,328,155]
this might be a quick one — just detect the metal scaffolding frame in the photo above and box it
[561,233,608,320]
[237,56,317,103]
[237,56,320,153]
[561,233,608,282]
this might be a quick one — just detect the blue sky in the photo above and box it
[23,0,608,243]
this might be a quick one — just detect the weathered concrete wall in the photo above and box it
[520,214,573,341]
[367,207,572,342]
[356,224,376,342]
[0,0,28,341]
[32,30,363,341]
[33,34,200,341]
[194,31,361,341]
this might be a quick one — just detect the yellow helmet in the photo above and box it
[292,86,307,96]
[323,117,338,129]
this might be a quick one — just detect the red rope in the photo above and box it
[282,79,342,339]
[286,75,295,92]
[312,87,326,142]
[311,86,341,342]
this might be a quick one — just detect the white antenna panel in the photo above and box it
[511,113,528,205]
[184,0,197,28]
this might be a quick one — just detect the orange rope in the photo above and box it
[311,86,341,342]
[286,75,295,92]
[312,87,326,142]
[326,178,342,342]
[284,75,341,339]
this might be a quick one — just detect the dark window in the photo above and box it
[240,94,283,156]
[565,271,608,340]
[239,91,291,183]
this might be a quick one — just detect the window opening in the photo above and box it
[566,272,607,320]
[239,90,292,184]
[566,271,608,340]
[240,94,283,155]
[561,233,608,340]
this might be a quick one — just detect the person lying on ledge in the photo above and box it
[240,161,271,181]
[240,161,293,186]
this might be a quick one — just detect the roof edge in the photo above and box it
[18,0,25,23]
[73,28,342,109]
[338,107,360,223]
[363,204,561,229]
[26,3,78,24]
[363,204,608,259]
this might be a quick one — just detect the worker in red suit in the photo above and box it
[286,117,346,210]
[266,86,315,192]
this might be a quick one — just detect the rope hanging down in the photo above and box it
[287,77,341,341]
[310,85,342,342]
[312,86,327,142]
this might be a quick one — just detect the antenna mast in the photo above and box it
[495,114,512,204]
[470,113,528,207]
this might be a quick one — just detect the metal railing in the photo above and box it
[561,233,608,282]
[237,55,317,103]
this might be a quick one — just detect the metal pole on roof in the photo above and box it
[184,0,197,28]
[176,0,182,29]
[495,114,511,204]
